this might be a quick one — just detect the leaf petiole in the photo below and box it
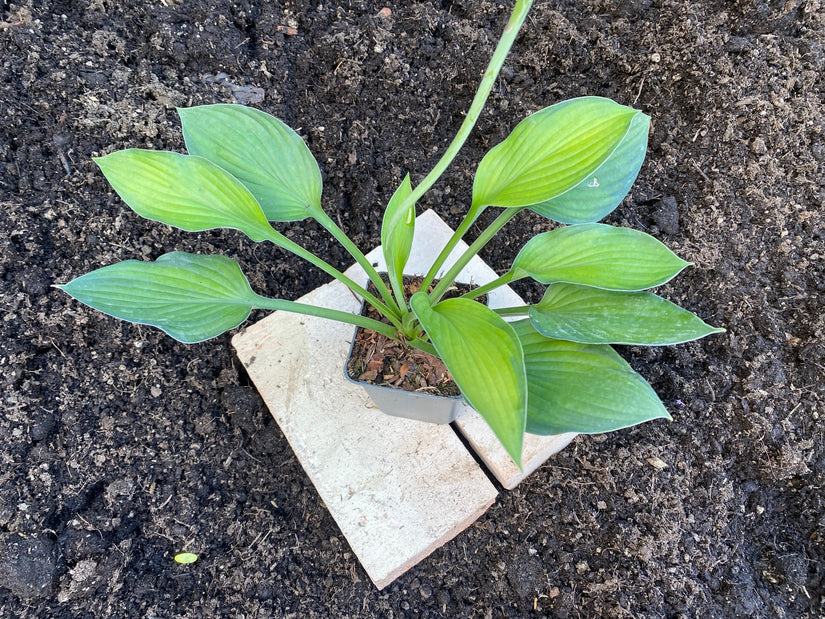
[261,227,404,330]
[311,207,402,315]
[420,205,485,292]
[458,270,520,301]
[429,207,523,303]
[252,295,399,339]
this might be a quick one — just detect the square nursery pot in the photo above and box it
[344,351,466,425]
[232,209,577,590]
[343,285,483,425]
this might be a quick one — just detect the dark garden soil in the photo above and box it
[1,0,823,616]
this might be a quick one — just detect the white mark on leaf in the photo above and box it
[587,177,600,188]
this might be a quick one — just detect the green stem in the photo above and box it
[493,306,530,317]
[407,0,534,286]
[408,337,437,356]
[405,0,533,206]
[262,227,403,331]
[388,269,409,314]
[311,208,401,314]
[252,295,399,339]
[458,270,520,301]
[430,207,523,303]
[420,206,484,292]
[254,295,435,354]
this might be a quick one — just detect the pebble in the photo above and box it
[231,85,265,105]
[436,589,451,606]
[751,137,768,155]
[30,413,55,442]
[652,196,680,235]
[21,266,49,296]
[726,36,750,53]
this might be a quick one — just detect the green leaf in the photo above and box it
[410,293,526,465]
[179,104,322,221]
[528,283,725,345]
[95,150,273,242]
[528,112,650,223]
[511,320,670,435]
[472,97,646,222]
[174,553,199,564]
[58,253,259,343]
[512,223,690,290]
[381,174,415,294]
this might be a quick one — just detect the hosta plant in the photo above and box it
[59,0,723,467]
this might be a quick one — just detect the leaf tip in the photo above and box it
[503,434,524,470]
[52,282,71,295]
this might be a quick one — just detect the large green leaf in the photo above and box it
[179,104,322,222]
[529,283,725,345]
[512,223,690,290]
[528,112,649,223]
[381,174,415,294]
[511,320,669,435]
[58,253,259,343]
[95,150,273,242]
[410,293,526,465]
[471,97,645,221]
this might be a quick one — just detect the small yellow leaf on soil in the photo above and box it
[174,552,198,564]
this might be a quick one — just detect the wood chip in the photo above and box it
[276,25,298,36]
[647,456,668,470]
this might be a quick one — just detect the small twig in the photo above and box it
[633,75,646,105]
[50,338,66,358]
[691,160,711,183]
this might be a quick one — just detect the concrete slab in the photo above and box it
[232,222,498,589]
[232,209,576,587]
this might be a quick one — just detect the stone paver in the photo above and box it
[232,210,576,587]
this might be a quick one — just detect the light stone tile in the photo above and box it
[232,209,576,587]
